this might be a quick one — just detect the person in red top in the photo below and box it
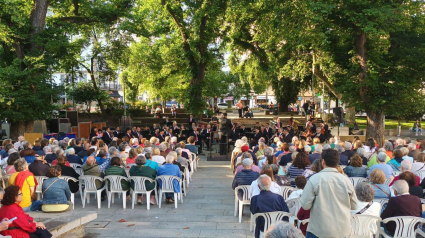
[0,185,52,238]
[297,207,310,235]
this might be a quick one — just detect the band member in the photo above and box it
[187,114,196,126]
[158,129,165,143]
[264,123,274,140]
[312,127,325,143]
[172,122,179,131]
[102,127,113,145]
[202,124,212,151]
[250,128,262,148]
[167,128,174,137]
[151,123,159,133]
[230,124,239,142]
[282,128,292,144]
[219,113,232,155]
[125,128,134,139]
[152,128,160,138]
[162,116,172,127]
[113,126,120,137]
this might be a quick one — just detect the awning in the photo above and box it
[224,96,234,100]
[256,96,267,99]
[107,90,122,98]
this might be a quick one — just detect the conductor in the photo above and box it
[219,113,232,155]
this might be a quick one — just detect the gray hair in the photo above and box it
[175,148,182,155]
[271,164,279,174]
[344,142,352,151]
[355,182,374,202]
[243,152,253,159]
[52,140,59,146]
[377,148,386,153]
[383,141,393,151]
[43,146,52,154]
[14,158,28,172]
[56,149,65,157]
[356,148,365,157]
[159,143,167,152]
[288,146,296,153]
[171,137,177,143]
[108,147,117,155]
[401,159,412,171]
[119,143,127,152]
[393,180,409,194]
[396,138,404,146]
[404,137,411,145]
[165,154,174,163]
[51,145,59,154]
[264,147,274,156]
[264,221,304,238]
[408,143,416,150]
[314,144,323,153]
[21,141,30,150]
[335,144,344,153]
[242,158,253,168]
[377,152,387,162]
[66,148,75,155]
[135,155,147,166]
[257,174,271,191]
[400,147,409,156]
[322,144,331,150]
[304,145,311,153]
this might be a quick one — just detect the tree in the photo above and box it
[67,82,109,113]
[125,0,228,115]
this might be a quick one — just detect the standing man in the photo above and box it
[113,126,120,138]
[236,100,243,118]
[219,113,232,155]
[300,149,358,238]
[187,114,196,126]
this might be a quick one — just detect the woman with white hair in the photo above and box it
[351,182,380,216]
[231,139,244,169]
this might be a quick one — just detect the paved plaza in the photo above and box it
[79,155,251,238]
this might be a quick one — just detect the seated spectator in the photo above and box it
[126,148,138,164]
[95,149,108,166]
[6,152,20,175]
[0,144,13,167]
[77,142,89,159]
[185,136,198,155]
[152,147,166,165]
[105,157,130,201]
[118,143,129,160]
[258,154,274,170]
[249,165,281,198]
[28,151,49,176]
[19,141,35,164]
[159,143,169,158]
[8,159,42,211]
[381,180,422,236]
[369,169,391,199]
[368,152,394,179]
[387,149,404,171]
[302,159,322,180]
[82,156,104,199]
[411,152,425,172]
[287,176,307,201]
[144,152,159,171]
[343,154,367,177]
[250,175,289,238]
[157,155,182,204]
[0,185,52,238]
[287,153,311,180]
[399,171,423,198]
[235,152,261,175]
[400,147,414,163]
[73,138,84,154]
[51,149,70,167]
[264,221,304,238]
[129,155,157,205]
[66,148,82,165]
[175,148,188,169]
[255,142,267,158]
[82,148,95,164]
[168,151,185,177]
[335,145,349,165]
[232,158,260,200]
[389,160,420,186]
[350,182,380,216]
[42,165,72,212]
[278,146,296,167]
[355,147,368,166]
[271,164,290,186]
[368,148,391,168]
[56,156,79,193]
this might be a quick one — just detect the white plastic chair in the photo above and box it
[416,227,425,237]
[373,198,389,208]
[129,176,158,210]
[124,164,136,177]
[280,186,296,200]
[383,178,393,186]
[251,211,294,236]
[234,185,251,223]
[61,176,78,209]
[104,175,129,209]
[156,175,183,209]
[349,214,381,238]
[378,216,425,238]
[79,175,105,209]
[69,163,83,175]
[190,152,197,171]
[35,176,47,200]
[350,177,368,187]
[187,159,194,181]
[415,170,425,181]
[184,166,190,188]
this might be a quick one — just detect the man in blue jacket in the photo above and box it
[250,175,289,238]
[232,158,260,200]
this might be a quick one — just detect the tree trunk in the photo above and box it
[279,96,289,113]
[11,121,34,140]
[365,109,385,146]
[345,106,356,125]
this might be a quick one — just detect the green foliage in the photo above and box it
[67,82,109,113]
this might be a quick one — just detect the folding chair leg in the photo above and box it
[87,193,90,204]
[97,191,102,209]
[158,191,162,208]
[132,192,135,209]
[239,203,243,223]
[107,192,112,208]
[146,191,151,210]
[71,193,75,209]
[174,193,178,209]
[122,192,126,209]
[250,213,253,231]
[234,198,238,216]
[82,191,86,208]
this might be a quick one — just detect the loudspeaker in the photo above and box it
[333,107,344,123]
[66,111,79,127]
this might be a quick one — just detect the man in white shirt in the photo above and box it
[300,149,358,238]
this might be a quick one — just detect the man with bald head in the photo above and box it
[250,175,289,238]
[82,156,102,188]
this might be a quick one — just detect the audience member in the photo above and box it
[287,153,311,180]
[105,157,130,200]
[249,165,281,198]
[389,160,420,186]
[56,156,79,193]
[129,155,157,205]
[343,154,367,177]
[368,152,394,179]
[157,155,182,204]
[152,147,166,165]
[387,149,404,171]
[28,151,49,176]
[411,152,425,172]
[42,165,73,212]
[232,158,260,200]
[264,221,304,238]
[66,148,82,165]
[350,182,380,216]
[369,169,391,199]
[307,144,322,163]
[271,164,290,186]
[367,148,390,168]
[234,153,261,175]
[399,171,423,198]
[287,176,307,201]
